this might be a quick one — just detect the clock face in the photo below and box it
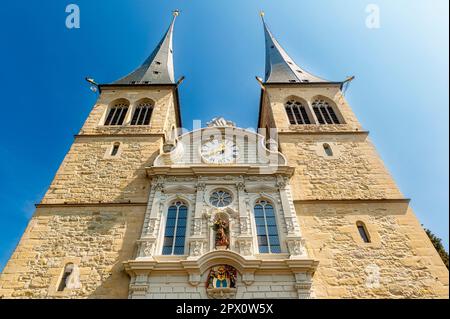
[200,139,239,164]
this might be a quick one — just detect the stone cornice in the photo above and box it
[278,130,369,136]
[74,133,165,138]
[123,250,319,276]
[146,165,296,177]
[36,202,148,208]
[294,198,410,204]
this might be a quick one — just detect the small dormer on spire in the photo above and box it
[261,12,328,84]
[113,10,179,85]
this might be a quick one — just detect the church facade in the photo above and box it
[0,12,448,299]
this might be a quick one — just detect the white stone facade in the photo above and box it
[124,126,318,299]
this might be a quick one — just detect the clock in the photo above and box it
[200,139,239,164]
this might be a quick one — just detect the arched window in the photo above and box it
[131,100,153,125]
[104,100,129,126]
[285,100,311,125]
[162,201,188,255]
[254,200,281,253]
[111,142,120,156]
[323,143,333,156]
[312,99,340,124]
[57,263,74,291]
[356,221,371,243]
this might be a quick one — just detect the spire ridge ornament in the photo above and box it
[207,117,236,128]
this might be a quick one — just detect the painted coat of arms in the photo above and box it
[205,265,237,298]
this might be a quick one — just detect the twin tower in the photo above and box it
[0,12,448,299]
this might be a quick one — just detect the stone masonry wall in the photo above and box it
[0,206,145,298]
[281,134,403,200]
[80,87,178,136]
[42,136,161,204]
[296,202,449,298]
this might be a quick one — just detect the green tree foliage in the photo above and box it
[424,227,449,269]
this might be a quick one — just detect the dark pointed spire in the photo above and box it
[261,12,327,83]
[113,10,179,85]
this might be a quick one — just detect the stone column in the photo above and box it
[236,178,254,256]
[187,180,207,259]
[137,177,165,259]
[277,176,307,258]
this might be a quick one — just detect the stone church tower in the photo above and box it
[0,12,448,299]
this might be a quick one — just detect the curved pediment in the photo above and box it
[153,126,287,168]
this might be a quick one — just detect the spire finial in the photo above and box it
[260,11,265,19]
[172,9,180,17]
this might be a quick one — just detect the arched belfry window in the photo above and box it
[104,100,129,126]
[162,201,188,255]
[312,99,340,124]
[131,99,153,125]
[285,100,311,125]
[254,200,281,254]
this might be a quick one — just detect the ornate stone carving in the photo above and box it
[139,240,156,257]
[189,241,205,257]
[193,218,202,236]
[276,179,286,189]
[293,272,313,299]
[151,176,165,192]
[129,283,149,297]
[146,219,158,236]
[287,238,307,257]
[207,117,236,128]
[196,183,206,191]
[236,239,253,256]
[285,217,295,234]
[239,217,250,235]
[236,181,246,192]
[242,272,255,286]
[189,273,201,286]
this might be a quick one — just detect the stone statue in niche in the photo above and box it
[212,217,230,249]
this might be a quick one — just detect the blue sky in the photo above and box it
[0,0,448,271]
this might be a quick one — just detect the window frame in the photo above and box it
[103,100,130,126]
[356,221,371,243]
[130,99,154,126]
[161,201,188,256]
[285,99,312,125]
[311,98,343,125]
[253,199,282,254]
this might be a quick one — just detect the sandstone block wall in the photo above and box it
[296,202,449,298]
[0,206,145,298]
[280,134,403,200]
[42,136,160,204]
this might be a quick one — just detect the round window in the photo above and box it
[209,190,233,208]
